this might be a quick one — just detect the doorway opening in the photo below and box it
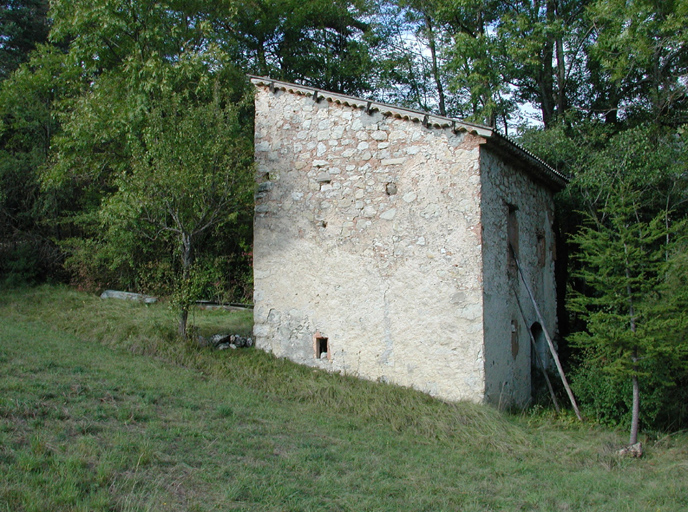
[530,322,549,400]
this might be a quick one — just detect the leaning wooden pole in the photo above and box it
[511,245,583,421]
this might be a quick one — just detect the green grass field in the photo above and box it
[1,286,687,511]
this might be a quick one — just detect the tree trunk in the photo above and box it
[539,1,556,127]
[539,53,555,127]
[630,369,640,445]
[178,307,189,339]
[178,231,194,339]
[625,241,640,444]
[257,37,268,77]
[555,33,566,117]
[424,14,446,117]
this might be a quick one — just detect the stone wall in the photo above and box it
[253,85,487,402]
[479,148,558,406]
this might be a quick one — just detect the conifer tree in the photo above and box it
[570,187,688,443]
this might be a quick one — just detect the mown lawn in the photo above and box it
[1,286,687,511]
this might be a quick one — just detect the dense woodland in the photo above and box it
[1,0,687,437]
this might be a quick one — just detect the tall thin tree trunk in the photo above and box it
[630,364,640,445]
[424,14,446,117]
[555,35,566,117]
[625,241,640,444]
[539,1,556,127]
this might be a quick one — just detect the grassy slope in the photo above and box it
[0,286,687,511]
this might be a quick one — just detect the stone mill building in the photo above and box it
[250,76,567,406]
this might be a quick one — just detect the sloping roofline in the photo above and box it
[249,75,568,192]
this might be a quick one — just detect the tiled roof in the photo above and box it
[250,76,568,192]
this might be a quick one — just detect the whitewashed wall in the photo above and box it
[253,85,488,402]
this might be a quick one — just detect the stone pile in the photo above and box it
[198,334,254,350]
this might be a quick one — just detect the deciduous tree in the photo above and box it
[101,86,253,338]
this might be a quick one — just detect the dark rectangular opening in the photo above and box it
[315,336,329,359]
[537,232,546,267]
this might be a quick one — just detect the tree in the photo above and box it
[220,0,376,96]
[571,196,688,442]
[572,194,654,443]
[45,0,236,189]
[371,1,452,114]
[101,88,254,338]
[432,0,513,127]
[567,124,688,440]
[0,0,50,79]
[588,0,688,126]
[498,0,595,128]
[0,44,83,284]
[36,0,254,299]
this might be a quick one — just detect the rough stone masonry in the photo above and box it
[251,77,567,406]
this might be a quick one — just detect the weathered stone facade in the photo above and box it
[251,77,567,405]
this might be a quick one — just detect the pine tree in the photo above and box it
[570,186,688,443]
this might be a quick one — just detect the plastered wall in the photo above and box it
[253,85,488,402]
[479,149,558,406]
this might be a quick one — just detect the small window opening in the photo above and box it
[530,323,547,371]
[314,334,329,360]
[511,319,519,359]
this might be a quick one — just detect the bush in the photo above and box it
[0,238,64,288]
[570,358,688,431]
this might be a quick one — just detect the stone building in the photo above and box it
[251,76,567,406]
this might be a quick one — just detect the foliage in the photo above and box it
[442,3,513,126]
[23,1,255,324]
[224,0,377,95]
[375,0,687,130]
[498,0,594,127]
[588,0,688,125]
[371,1,452,114]
[518,119,688,433]
[0,45,84,284]
[568,180,688,436]
[99,83,254,337]
[377,0,515,126]
[2,0,259,321]
[0,0,49,79]
[572,356,688,430]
